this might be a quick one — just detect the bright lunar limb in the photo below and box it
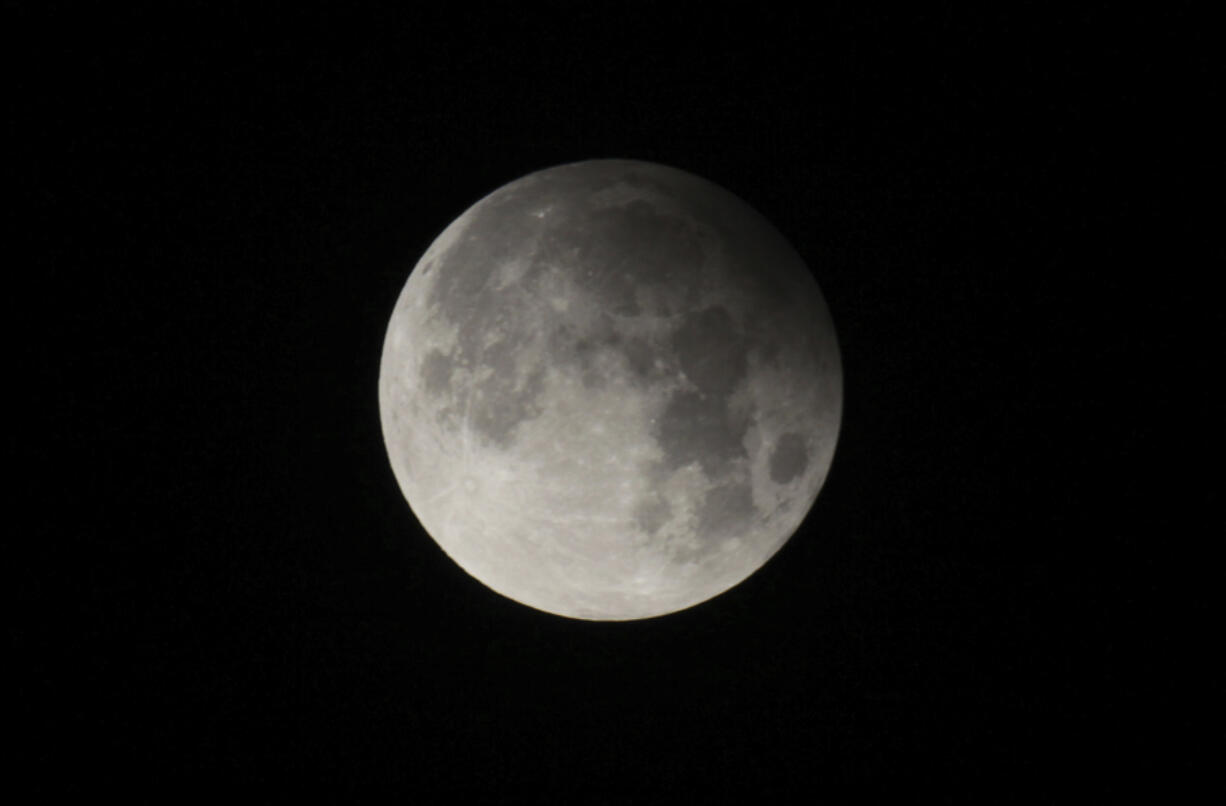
[379,159,842,620]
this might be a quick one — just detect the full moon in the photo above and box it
[379,159,842,620]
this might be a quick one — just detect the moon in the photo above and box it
[379,159,842,620]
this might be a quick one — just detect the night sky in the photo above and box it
[16,5,1210,800]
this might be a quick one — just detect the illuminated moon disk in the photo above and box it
[379,159,842,620]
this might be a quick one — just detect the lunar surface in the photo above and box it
[379,159,842,620]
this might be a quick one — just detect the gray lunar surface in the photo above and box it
[379,159,842,620]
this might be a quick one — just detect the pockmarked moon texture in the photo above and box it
[379,159,842,620]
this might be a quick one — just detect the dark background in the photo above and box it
[14,5,1211,800]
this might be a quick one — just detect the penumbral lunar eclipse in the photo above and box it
[379,159,842,620]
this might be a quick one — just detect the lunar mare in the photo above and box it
[379,159,842,620]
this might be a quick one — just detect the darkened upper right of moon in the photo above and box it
[411,159,834,450]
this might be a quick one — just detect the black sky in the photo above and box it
[15,5,1212,800]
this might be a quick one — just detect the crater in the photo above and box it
[769,432,809,484]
